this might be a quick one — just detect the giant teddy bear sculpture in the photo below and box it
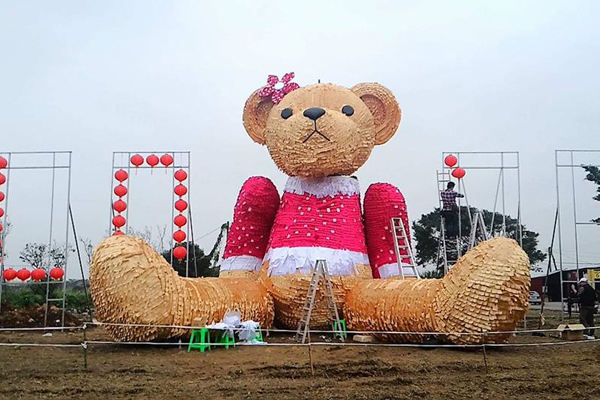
[90,78,530,344]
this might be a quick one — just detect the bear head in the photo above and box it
[242,83,401,178]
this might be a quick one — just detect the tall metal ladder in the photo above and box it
[439,220,460,275]
[468,211,489,250]
[295,260,344,344]
[390,218,420,279]
[436,169,462,275]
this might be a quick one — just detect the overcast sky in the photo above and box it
[1,0,599,278]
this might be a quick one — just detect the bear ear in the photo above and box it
[351,83,401,145]
[242,89,275,145]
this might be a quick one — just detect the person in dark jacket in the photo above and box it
[440,182,464,237]
[577,278,597,338]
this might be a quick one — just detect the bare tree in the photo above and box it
[79,238,95,265]
[126,225,168,253]
[19,241,73,270]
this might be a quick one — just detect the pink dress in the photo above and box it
[221,176,412,278]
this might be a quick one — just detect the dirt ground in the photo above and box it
[0,310,599,400]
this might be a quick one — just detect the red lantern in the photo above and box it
[114,169,128,182]
[31,268,46,282]
[131,154,144,167]
[112,215,126,228]
[0,207,4,218]
[0,191,4,202]
[160,154,174,167]
[114,184,127,197]
[173,246,187,260]
[174,169,187,182]
[174,184,187,197]
[452,167,466,179]
[16,268,30,281]
[50,267,64,280]
[0,156,7,169]
[113,230,124,236]
[173,230,186,243]
[0,172,5,185]
[113,199,127,213]
[444,155,458,167]
[146,154,159,167]
[175,199,188,212]
[0,223,3,233]
[174,214,187,227]
[3,268,17,281]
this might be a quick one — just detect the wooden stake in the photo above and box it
[482,334,488,374]
[308,331,315,377]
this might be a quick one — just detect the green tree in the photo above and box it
[583,165,600,223]
[413,206,546,276]
[162,243,219,278]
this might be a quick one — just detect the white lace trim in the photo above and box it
[265,246,369,276]
[284,176,360,198]
[220,255,262,271]
[378,262,417,278]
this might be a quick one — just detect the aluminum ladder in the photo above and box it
[295,259,344,344]
[390,218,420,279]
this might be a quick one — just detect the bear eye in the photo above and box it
[281,108,293,119]
[341,105,354,116]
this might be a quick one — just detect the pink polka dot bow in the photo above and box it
[258,72,300,105]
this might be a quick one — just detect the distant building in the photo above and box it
[531,265,600,301]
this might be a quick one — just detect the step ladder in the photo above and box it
[390,218,420,279]
[468,211,489,250]
[295,260,344,344]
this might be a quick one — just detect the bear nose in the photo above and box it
[303,107,325,121]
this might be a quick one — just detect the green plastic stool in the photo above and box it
[254,326,263,342]
[188,328,210,352]
[333,320,347,339]
[218,331,236,349]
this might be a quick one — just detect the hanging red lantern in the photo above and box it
[113,230,124,236]
[452,167,466,179]
[0,191,4,202]
[0,172,5,185]
[131,154,144,167]
[0,223,3,233]
[50,267,64,280]
[174,169,187,182]
[114,169,128,182]
[3,268,17,281]
[0,207,4,218]
[444,155,458,167]
[31,268,46,282]
[16,268,30,281]
[114,184,127,197]
[113,199,127,213]
[0,156,7,169]
[174,184,187,197]
[175,199,188,212]
[173,246,187,260]
[160,154,174,167]
[173,230,186,243]
[146,154,159,167]
[174,214,187,227]
[112,215,126,228]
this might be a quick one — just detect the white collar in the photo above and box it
[284,176,360,198]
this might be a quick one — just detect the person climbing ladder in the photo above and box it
[440,181,464,237]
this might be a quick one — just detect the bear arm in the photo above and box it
[363,183,412,278]
[221,177,280,272]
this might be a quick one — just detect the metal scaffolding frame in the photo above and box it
[0,151,75,328]
[554,149,600,317]
[109,151,193,277]
[437,151,522,274]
